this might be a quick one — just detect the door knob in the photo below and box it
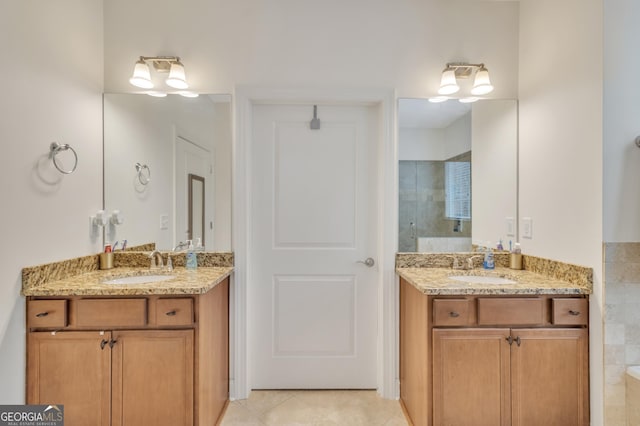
[357,258,375,267]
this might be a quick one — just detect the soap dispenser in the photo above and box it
[185,240,198,270]
[483,245,495,270]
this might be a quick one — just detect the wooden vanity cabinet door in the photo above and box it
[510,328,589,426]
[111,330,194,426]
[432,328,511,426]
[27,331,111,426]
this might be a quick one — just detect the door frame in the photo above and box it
[232,86,398,400]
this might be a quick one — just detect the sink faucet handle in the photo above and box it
[149,250,164,269]
[446,255,460,269]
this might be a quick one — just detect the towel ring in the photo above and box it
[135,162,151,185]
[49,142,78,174]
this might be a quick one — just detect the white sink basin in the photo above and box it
[102,274,176,285]
[449,275,516,285]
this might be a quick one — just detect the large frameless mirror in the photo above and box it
[103,93,232,251]
[398,98,518,252]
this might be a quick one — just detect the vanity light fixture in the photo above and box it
[128,56,190,90]
[436,62,494,97]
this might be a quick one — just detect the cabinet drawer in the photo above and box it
[155,298,194,326]
[74,299,147,327]
[27,300,67,328]
[477,298,544,325]
[433,299,472,326]
[552,298,588,325]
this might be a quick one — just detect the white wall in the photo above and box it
[103,0,519,98]
[399,113,471,162]
[443,113,471,159]
[519,0,603,424]
[212,101,233,251]
[398,128,445,161]
[472,100,518,248]
[0,0,103,402]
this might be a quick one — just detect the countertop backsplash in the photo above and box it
[396,252,592,287]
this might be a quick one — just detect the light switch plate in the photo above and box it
[506,217,515,237]
[160,214,169,230]
[522,217,533,239]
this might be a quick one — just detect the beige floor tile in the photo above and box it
[240,390,298,415]
[383,413,410,426]
[221,390,408,426]
[220,402,266,425]
[259,396,330,426]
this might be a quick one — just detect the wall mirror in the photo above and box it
[398,98,518,252]
[103,93,232,251]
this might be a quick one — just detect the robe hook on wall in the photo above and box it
[310,105,321,130]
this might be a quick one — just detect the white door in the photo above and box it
[175,135,214,248]
[250,104,379,389]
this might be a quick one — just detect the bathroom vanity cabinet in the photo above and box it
[400,277,589,426]
[25,277,229,426]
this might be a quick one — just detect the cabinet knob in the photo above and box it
[166,310,177,316]
[569,310,580,316]
[506,336,514,345]
[35,312,49,318]
[449,311,460,318]
[109,339,117,348]
[100,339,108,350]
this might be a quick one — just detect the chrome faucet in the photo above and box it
[149,250,164,270]
[173,241,189,252]
[466,255,484,270]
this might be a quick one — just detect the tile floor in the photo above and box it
[220,390,408,425]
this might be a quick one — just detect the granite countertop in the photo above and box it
[397,267,592,295]
[22,266,233,297]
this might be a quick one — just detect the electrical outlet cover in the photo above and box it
[522,217,533,239]
[506,217,515,237]
[160,214,169,230]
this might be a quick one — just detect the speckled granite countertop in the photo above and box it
[397,267,592,295]
[23,267,233,296]
[21,251,234,297]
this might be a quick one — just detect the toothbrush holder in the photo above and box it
[99,252,114,270]
[510,253,522,270]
